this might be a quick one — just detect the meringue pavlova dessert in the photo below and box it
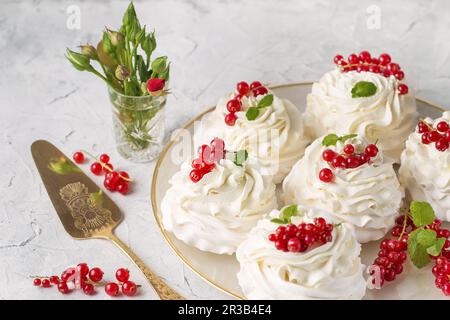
[304,51,418,162]
[399,112,450,221]
[283,133,404,243]
[161,137,277,255]
[236,205,366,299]
[193,81,309,184]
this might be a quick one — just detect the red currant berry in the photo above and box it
[99,154,110,164]
[314,217,326,230]
[338,60,348,67]
[418,121,429,133]
[189,169,204,183]
[365,144,379,157]
[443,283,450,295]
[57,282,70,294]
[437,121,449,133]
[253,87,268,96]
[359,50,371,63]
[359,153,369,164]
[368,65,381,74]
[348,53,359,64]
[333,54,344,65]
[319,168,334,183]
[343,144,355,155]
[89,267,104,283]
[429,131,441,142]
[105,282,120,297]
[115,268,130,283]
[192,158,203,170]
[378,53,391,66]
[380,239,389,249]
[275,239,287,251]
[226,99,241,113]
[386,63,400,75]
[76,263,89,277]
[287,237,301,252]
[392,263,403,275]
[106,171,121,186]
[384,269,396,282]
[61,268,75,282]
[49,276,60,284]
[436,138,449,152]
[41,279,51,288]
[104,178,117,191]
[398,84,408,95]
[322,149,336,162]
[436,276,448,288]
[395,70,405,81]
[103,162,113,172]
[119,171,130,180]
[235,94,243,101]
[117,182,129,194]
[422,132,431,144]
[73,152,85,164]
[236,81,250,95]
[346,155,360,169]
[83,283,95,295]
[90,162,102,175]
[249,81,262,90]
[224,113,237,126]
[268,233,277,242]
[371,57,379,65]
[210,137,225,152]
[331,155,346,168]
[122,281,138,297]
[33,278,41,286]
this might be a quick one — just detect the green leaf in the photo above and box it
[246,107,259,121]
[339,134,357,143]
[427,237,446,257]
[151,56,167,74]
[89,190,104,208]
[281,205,298,222]
[351,81,377,98]
[48,157,81,175]
[270,218,287,225]
[257,94,273,109]
[322,134,339,147]
[233,150,248,166]
[408,229,438,268]
[410,201,435,227]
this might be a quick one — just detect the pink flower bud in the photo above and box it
[146,78,165,92]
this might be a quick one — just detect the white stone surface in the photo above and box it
[1,0,449,300]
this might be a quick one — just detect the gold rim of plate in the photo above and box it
[150,81,446,300]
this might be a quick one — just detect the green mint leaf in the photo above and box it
[233,150,248,166]
[351,81,377,98]
[281,205,298,221]
[257,94,273,109]
[338,134,357,143]
[246,107,259,121]
[408,229,434,268]
[410,201,435,227]
[427,237,446,257]
[270,218,287,225]
[322,134,339,147]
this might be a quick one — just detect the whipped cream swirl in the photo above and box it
[236,207,366,300]
[194,91,309,183]
[282,135,404,243]
[399,112,450,221]
[304,69,418,162]
[161,158,277,255]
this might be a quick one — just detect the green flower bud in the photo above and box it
[106,28,124,47]
[151,56,167,74]
[65,48,91,71]
[115,65,130,81]
[122,2,137,27]
[79,45,98,60]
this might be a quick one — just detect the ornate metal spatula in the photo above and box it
[31,140,183,300]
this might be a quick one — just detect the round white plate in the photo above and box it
[151,82,448,300]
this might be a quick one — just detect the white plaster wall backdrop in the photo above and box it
[0,0,449,299]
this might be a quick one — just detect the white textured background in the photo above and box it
[1,0,450,299]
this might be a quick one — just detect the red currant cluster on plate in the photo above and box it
[224,81,269,126]
[33,263,138,297]
[333,51,408,95]
[73,151,131,195]
[268,218,333,253]
[418,120,450,151]
[370,214,450,294]
[319,143,379,183]
[190,137,226,183]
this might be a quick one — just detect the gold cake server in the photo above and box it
[31,140,183,300]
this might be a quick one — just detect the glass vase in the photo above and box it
[108,86,166,162]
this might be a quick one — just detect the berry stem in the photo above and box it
[397,209,409,241]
